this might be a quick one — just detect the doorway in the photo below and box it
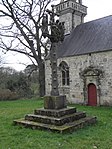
[88,83,97,106]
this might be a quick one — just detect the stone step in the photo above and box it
[34,107,76,118]
[25,111,86,126]
[13,116,97,133]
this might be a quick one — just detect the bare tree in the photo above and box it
[0,52,4,67]
[0,56,3,67]
[0,0,54,96]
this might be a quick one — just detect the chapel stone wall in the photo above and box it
[45,50,112,106]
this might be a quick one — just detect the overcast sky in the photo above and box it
[3,0,112,71]
[84,0,112,22]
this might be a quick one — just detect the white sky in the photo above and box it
[84,0,112,22]
[3,0,112,71]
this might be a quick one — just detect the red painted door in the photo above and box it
[88,84,97,106]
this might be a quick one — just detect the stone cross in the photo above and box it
[42,5,65,96]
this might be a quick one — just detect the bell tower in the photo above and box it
[55,0,87,35]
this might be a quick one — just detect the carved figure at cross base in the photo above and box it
[42,5,67,109]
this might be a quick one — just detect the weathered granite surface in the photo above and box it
[45,51,112,106]
[44,95,67,109]
[14,97,97,133]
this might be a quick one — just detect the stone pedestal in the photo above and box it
[44,95,67,109]
[14,95,97,133]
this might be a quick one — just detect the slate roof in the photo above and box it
[57,15,112,58]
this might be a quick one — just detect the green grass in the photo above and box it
[0,99,112,149]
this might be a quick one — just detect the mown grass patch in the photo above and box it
[0,99,112,149]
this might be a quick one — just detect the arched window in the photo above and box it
[59,61,70,86]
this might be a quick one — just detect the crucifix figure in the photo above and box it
[42,5,65,96]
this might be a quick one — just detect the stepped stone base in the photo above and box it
[14,116,96,133]
[34,107,76,118]
[14,107,97,133]
[14,96,97,133]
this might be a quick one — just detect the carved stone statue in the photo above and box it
[50,20,65,42]
[42,6,65,43]
[42,14,49,38]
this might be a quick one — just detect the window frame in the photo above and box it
[59,61,70,86]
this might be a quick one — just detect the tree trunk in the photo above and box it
[38,62,45,97]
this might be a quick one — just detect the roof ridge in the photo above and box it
[83,15,112,26]
[57,15,112,58]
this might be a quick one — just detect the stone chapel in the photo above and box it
[45,0,112,106]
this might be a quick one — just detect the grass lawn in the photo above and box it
[0,98,112,149]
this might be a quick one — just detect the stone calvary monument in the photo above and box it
[14,5,97,133]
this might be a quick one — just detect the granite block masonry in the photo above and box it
[14,96,97,133]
